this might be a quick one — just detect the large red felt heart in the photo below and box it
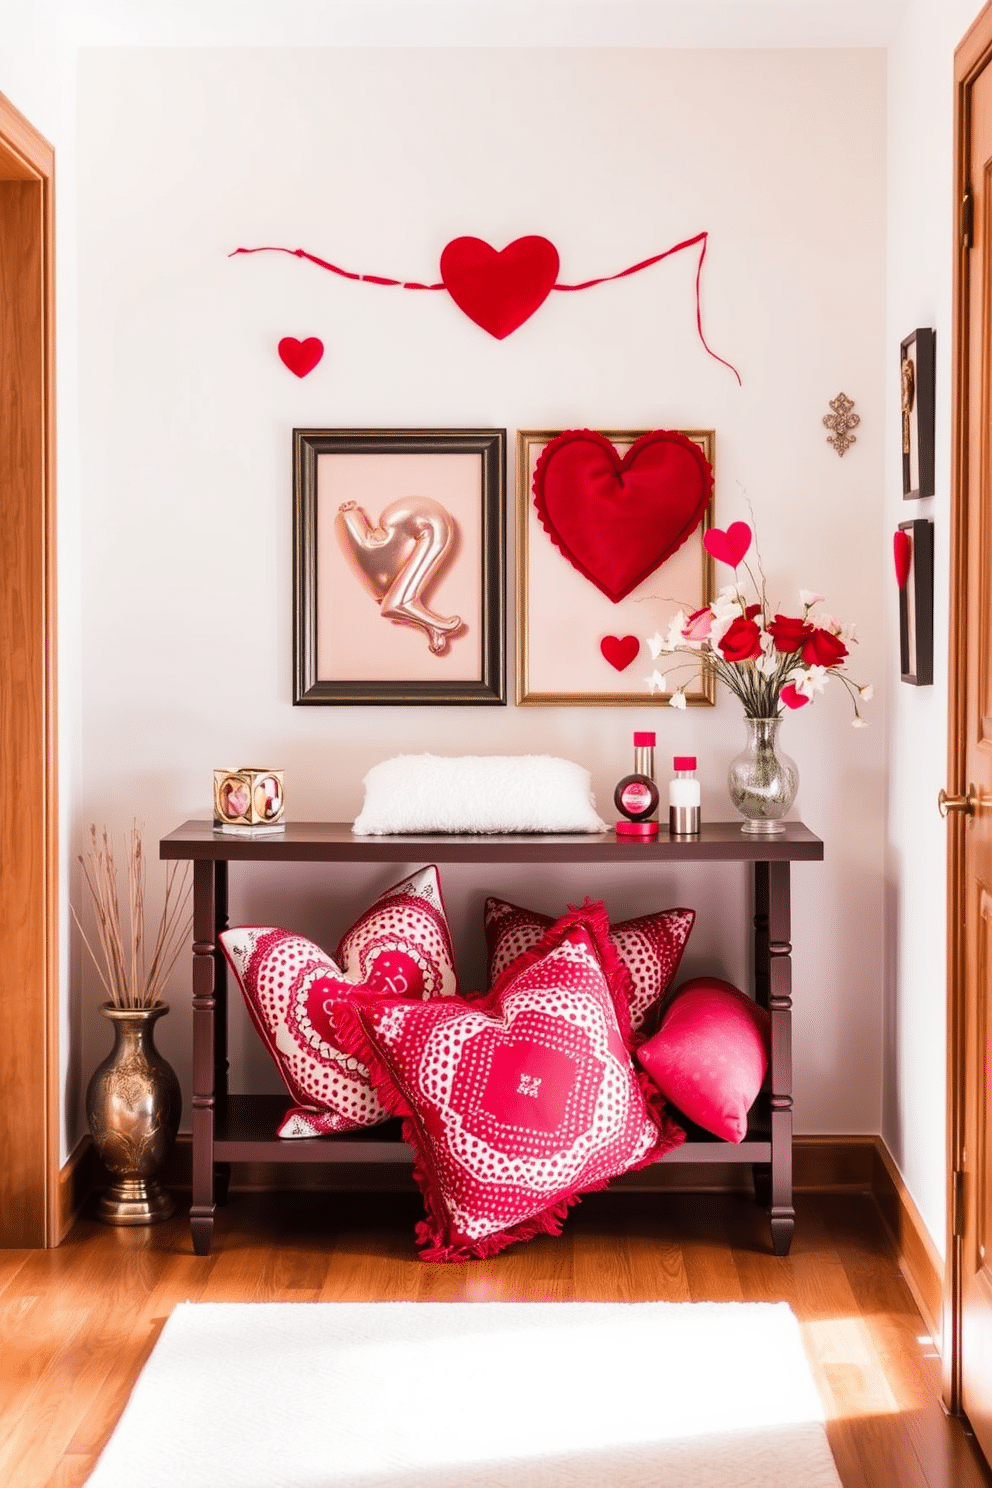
[600,635,640,671]
[278,336,324,377]
[703,521,751,569]
[440,236,560,340]
[533,430,714,603]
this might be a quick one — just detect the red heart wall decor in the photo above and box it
[893,529,913,589]
[278,336,324,377]
[600,635,640,671]
[439,236,560,340]
[533,430,714,603]
[703,521,751,569]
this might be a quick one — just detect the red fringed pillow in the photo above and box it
[333,903,685,1261]
[484,897,695,1039]
[219,865,459,1138]
[636,976,770,1143]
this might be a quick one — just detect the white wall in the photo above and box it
[72,45,888,1141]
[884,0,983,1259]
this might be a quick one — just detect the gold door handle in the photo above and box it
[938,785,978,817]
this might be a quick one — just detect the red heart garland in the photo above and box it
[703,521,751,568]
[440,236,560,340]
[278,336,324,377]
[893,529,913,589]
[600,635,640,672]
[533,430,714,603]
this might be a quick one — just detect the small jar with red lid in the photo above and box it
[669,755,701,836]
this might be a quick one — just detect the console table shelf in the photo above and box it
[161,819,823,1258]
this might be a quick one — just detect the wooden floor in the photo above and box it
[1,1186,990,1488]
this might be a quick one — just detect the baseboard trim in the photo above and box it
[869,1135,944,1347]
[57,1136,99,1243]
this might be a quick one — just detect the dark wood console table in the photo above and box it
[161,819,824,1258]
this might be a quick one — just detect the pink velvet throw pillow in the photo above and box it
[333,902,685,1261]
[484,897,695,1038]
[219,865,460,1138]
[635,976,769,1143]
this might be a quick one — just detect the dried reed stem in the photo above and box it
[73,823,193,1009]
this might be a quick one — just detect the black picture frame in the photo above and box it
[293,428,506,705]
[898,518,934,686]
[901,328,935,500]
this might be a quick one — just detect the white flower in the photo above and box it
[670,689,687,710]
[859,684,874,701]
[646,631,666,661]
[711,589,744,623]
[784,665,826,700]
[757,650,779,677]
[658,611,688,652]
[646,669,668,695]
[799,589,825,608]
[852,716,869,729]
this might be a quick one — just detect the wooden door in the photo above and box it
[948,5,992,1462]
[0,91,58,1246]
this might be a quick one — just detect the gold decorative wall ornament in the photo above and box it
[823,392,860,457]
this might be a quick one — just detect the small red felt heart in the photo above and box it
[893,529,912,589]
[440,236,560,340]
[278,336,324,377]
[703,521,751,568]
[533,429,714,603]
[600,635,640,671]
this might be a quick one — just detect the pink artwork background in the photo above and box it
[317,452,483,683]
[520,433,713,702]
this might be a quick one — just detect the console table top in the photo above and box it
[161,819,824,864]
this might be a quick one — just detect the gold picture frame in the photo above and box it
[516,428,716,707]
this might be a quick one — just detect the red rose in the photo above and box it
[767,614,814,655]
[780,682,810,709]
[802,628,848,667]
[717,616,762,662]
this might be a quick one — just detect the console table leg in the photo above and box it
[191,858,217,1255]
[767,859,795,1256]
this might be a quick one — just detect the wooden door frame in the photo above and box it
[0,89,59,1247]
[946,0,992,1412]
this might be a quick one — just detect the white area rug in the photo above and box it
[86,1301,843,1488]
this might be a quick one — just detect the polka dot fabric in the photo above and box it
[484,897,696,1039]
[219,866,460,1138]
[636,975,770,1143]
[333,902,685,1261]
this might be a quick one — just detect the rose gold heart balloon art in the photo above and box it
[334,496,463,654]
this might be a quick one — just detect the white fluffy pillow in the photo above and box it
[352,754,608,835]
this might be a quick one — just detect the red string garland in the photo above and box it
[230,231,741,383]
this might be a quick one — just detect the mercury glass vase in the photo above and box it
[86,1002,182,1224]
[727,716,798,834]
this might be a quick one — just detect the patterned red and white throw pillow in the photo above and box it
[484,896,695,1039]
[333,902,685,1261]
[219,865,459,1138]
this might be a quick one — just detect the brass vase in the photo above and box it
[86,1002,182,1224]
